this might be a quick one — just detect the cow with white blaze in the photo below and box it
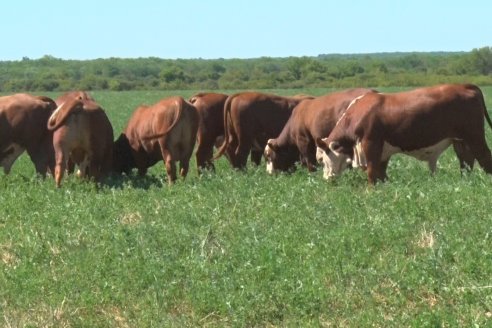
[264,88,375,174]
[315,84,492,184]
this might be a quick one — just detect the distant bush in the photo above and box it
[0,47,491,92]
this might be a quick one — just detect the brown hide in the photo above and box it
[113,96,199,184]
[265,88,375,172]
[214,92,309,169]
[189,92,228,172]
[319,84,492,184]
[50,91,114,187]
[0,93,56,175]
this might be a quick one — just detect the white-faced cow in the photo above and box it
[0,93,56,175]
[315,84,492,184]
[264,88,375,174]
[113,96,199,185]
[214,92,312,169]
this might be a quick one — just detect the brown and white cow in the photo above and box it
[264,88,375,174]
[214,92,311,169]
[189,92,228,172]
[315,84,492,184]
[113,96,199,184]
[0,93,56,175]
[48,91,114,187]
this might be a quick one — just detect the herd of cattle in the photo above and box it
[1,83,492,187]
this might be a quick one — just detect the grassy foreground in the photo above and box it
[1,88,492,327]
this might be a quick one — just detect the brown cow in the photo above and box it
[48,91,114,187]
[54,91,97,175]
[264,88,375,173]
[214,92,311,169]
[113,96,199,184]
[189,92,228,172]
[315,84,492,184]
[0,93,56,175]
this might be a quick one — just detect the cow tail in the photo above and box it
[141,98,184,140]
[36,96,57,110]
[47,99,83,131]
[189,93,204,104]
[213,94,233,160]
[481,92,492,131]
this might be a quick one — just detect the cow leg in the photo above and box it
[196,140,215,173]
[181,147,195,179]
[234,138,253,169]
[67,159,76,175]
[363,140,385,184]
[27,146,51,177]
[452,140,475,172]
[89,161,103,183]
[158,141,176,184]
[179,160,189,178]
[165,155,177,185]
[470,144,492,174]
[1,144,25,175]
[77,155,90,179]
[380,160,390,180]
[232,120,252,169]
[250,150,262,166]
[301,141,317,172]
[100,148,113,179]
[462,133,492,174]
[427,157,438,175]
[54,150,67,188]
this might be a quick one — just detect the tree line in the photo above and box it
[0,47,491,92]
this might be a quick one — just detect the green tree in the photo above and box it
[470,47,492,75]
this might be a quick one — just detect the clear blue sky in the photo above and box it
[2,0,490,60]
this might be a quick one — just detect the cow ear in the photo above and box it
[267,139,278,151]
[329,141,342,153]
[315,137,327,150]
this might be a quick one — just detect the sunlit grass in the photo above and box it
[1,87,492,326]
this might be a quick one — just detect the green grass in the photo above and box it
[1,87,492,327]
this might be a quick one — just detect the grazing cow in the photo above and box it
[189,92,228,172]
[264,88,375,174]
[315,84,492,184]
[54,91,97,175]
[0,93,56,175]
[214,92,311,169]
[48,91,114,187]
[113,96,199,184]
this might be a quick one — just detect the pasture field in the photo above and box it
[1,87,492,327]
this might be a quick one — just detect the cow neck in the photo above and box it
[274,120,293,147]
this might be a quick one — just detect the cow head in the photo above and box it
[315,137,354,180]
[113,133,135,175]
[264,139,299,174]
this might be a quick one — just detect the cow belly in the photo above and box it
[381,139,453,162]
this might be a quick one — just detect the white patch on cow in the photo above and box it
[264,143,275,174]
[334,94,367,127]
[381,138,452,173]
[0,143,25,174]
[318,137,454,180]
[316,145,351,180]
[266,160,275,174]
[352,140,367,169]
